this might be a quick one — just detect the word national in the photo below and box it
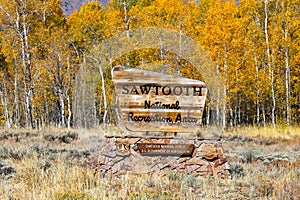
[112,67,207,132]
[144,100,181,110]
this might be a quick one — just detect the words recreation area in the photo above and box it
[112,66,207,133]
[96,66,230,178]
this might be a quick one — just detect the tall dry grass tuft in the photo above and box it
[3,154,99,199]
[227,125,300,139]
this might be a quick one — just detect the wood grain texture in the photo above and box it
[112,66,207,133]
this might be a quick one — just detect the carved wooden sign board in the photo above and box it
[112,66,207,134]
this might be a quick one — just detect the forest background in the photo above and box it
[0,0,299,130]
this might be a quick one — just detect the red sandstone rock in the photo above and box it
[179,163,185,169]
[127,138,141,144]
[216,147,224,155]
[196,165,208,173]
[192,148,197,157]
[214,159,220,168]
[186,157,208,166]
[178,157,189,163]
[170,161,179,169]
[164,139,170,144]
[197,171,209,177]
[207,163,213,176]
[198,143,218,160]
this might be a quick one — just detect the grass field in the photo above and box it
[0,126,299,199]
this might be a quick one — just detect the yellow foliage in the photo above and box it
[0,0,300,127]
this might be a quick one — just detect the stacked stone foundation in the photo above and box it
[96,136,230,178]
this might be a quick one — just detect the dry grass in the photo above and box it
[226,125,300,139]
[0,126,300,199]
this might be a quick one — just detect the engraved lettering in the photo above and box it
[130,85,139,94]
[120,85,205,96]
[173,86,183,96]
[184,86,192,96]
[193,86,202,96]
[144,100,181,110]
[162,86,171,95]
[140,85,152,94]
[175,113,181,123]
[154,86,162,95]
[122,85,129,94]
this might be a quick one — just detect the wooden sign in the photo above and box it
[112,66,207,133]
[137,143,195,156]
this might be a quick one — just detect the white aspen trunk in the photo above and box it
[222,84,227,130]
[96,56,108,124]
[58,88,65,127]
[72,75,80,127]
[66,58,72,129]
[264,0,276,127]
[0,83,11,128]
[41,115,44,128]
[235,63,239,127]
[93,93,98,126]
[242,97,245,126]
[234,100,237,128]
[216,65,220,126]
[159,38,166,73]
[262,104,266,127]
[271,53,276,127]
[229,106,233,128]
[14,78,19,127]
[25,89,33,128]
[66,92,71,129]
[56,55,65,127]
[222,43,228,130]
[70,45,80,127]
[254,53,260,126]
[13,61,20,127]
[283,23,291,125]
[206,104,210,128]
[44,92,49,126]
[216,88,220,126]
[256,101,260,126]
[177,29,182,76]
[264,0,271,70]
[123,0,130,38]
[82,58,87,128]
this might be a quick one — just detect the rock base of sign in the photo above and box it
[95,136,231,179]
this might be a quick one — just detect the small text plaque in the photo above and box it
[137,143,195,156]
